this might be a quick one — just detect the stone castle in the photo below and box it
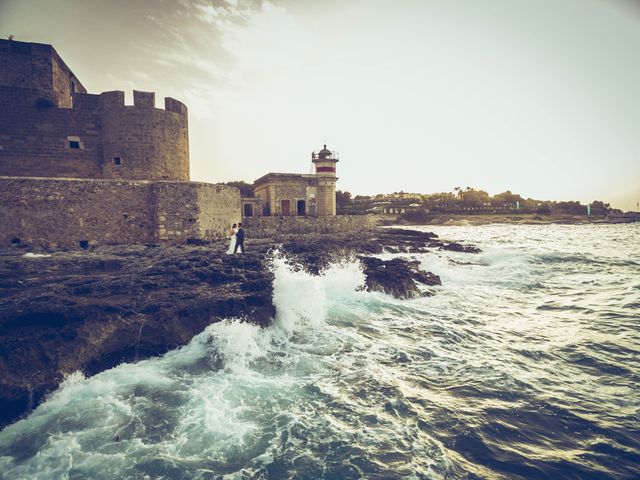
[0,39,239,249]
[0,39,369,249]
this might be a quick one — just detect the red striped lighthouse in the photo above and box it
[311,144,339,215]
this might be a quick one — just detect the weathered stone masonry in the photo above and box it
[0,177,240,248]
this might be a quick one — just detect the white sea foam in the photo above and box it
[270,250,365,332]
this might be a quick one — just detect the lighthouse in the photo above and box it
[312,144,339,216]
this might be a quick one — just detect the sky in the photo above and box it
[1,0,639,210]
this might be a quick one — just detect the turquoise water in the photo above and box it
[0,224,638,479]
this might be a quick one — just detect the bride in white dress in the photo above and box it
[226,224,238,254]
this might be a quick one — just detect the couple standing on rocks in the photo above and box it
[226,223,245,254]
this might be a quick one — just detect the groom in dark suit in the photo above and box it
[234,223,245,253]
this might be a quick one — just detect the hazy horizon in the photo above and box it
[1,0,639,210]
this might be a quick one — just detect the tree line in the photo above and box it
[336,187,619,216]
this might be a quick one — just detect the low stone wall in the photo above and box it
[242,215,380,238]
[0,176,240,248]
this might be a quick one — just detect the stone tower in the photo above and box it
[0,39,189,181]
[312,144,339,216]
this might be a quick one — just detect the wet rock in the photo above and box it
[440,242,481,254]
[358,256,441,299]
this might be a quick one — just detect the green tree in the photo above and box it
[492,190,521,203]
[590,200,610,215]
[336,190,353,208]
[224,181,253,197]
[461,188,490,207]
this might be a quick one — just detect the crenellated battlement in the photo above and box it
[98,90,187,116]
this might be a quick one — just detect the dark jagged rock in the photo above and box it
[428,240,481,253]
[358,256,441,299]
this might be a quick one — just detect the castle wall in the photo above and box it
[152,182,199,243]
[100,91,190,181]
[0,87,103,178]
[242,215,380,238]
[194,183,242,240]
[0,177,240,248]
[0,177,155,249]
[152,182,238,244]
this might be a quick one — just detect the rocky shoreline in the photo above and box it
[0,228,479,428]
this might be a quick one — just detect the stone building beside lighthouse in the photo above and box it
[247,145,339,217]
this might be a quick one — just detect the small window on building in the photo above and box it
[113,157,122,166]
[66,136,83,150]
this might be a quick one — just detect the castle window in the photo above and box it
[113,157,122,167]
[66,136,83,150]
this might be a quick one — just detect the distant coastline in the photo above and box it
[392,213,640,226]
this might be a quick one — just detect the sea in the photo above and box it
[0,223,638,480]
